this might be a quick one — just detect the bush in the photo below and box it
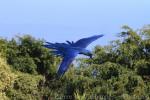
[6,73,44,100]
[0,56,16,99]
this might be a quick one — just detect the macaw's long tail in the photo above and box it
[57,69,66,78]
[56,59,69,77]
[56,55,76,77]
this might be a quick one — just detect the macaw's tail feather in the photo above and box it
[57,61,68,77]
[57,69,65,77]
[56,54,76,77]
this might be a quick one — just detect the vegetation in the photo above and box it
[0,25,150,100]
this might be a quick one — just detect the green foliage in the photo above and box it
[6,73,44,100]
[0,25,150,99]
[11,56,37,74]
[73,25,150,99]
[0,56,16,99]
[1,35,59,76]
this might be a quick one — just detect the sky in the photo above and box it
[0,0,150,49]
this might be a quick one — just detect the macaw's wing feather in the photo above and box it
[43,42,58,49]
[73,34,104,48]
[43,42,71,57]
[50,50,64,57]
[57,53,77,77]
[43,44,57,49]
[43,42,70,49]
[66,41,74,45]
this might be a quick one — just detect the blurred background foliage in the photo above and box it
[0,25,150,100]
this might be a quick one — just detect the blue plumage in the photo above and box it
[43,34,104,77]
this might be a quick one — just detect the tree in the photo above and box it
[0,25,150,99]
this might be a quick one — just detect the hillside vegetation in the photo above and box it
[0,25,150,100]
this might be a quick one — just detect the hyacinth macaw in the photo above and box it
[43,34,104,77]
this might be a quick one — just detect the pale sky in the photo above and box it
[0,0,150,48]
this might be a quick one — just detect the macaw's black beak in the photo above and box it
[89,54,93,59]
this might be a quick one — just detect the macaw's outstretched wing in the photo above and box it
[57,54,77,77]
[43,42,70,49]
[73,34,104,48]
[43,42,70,57]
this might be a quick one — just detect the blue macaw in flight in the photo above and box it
[43,34,104,77]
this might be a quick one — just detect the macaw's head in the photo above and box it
[88,52,93,59]
[79,49,93,59]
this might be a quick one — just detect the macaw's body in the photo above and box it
[44,34,104,77]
